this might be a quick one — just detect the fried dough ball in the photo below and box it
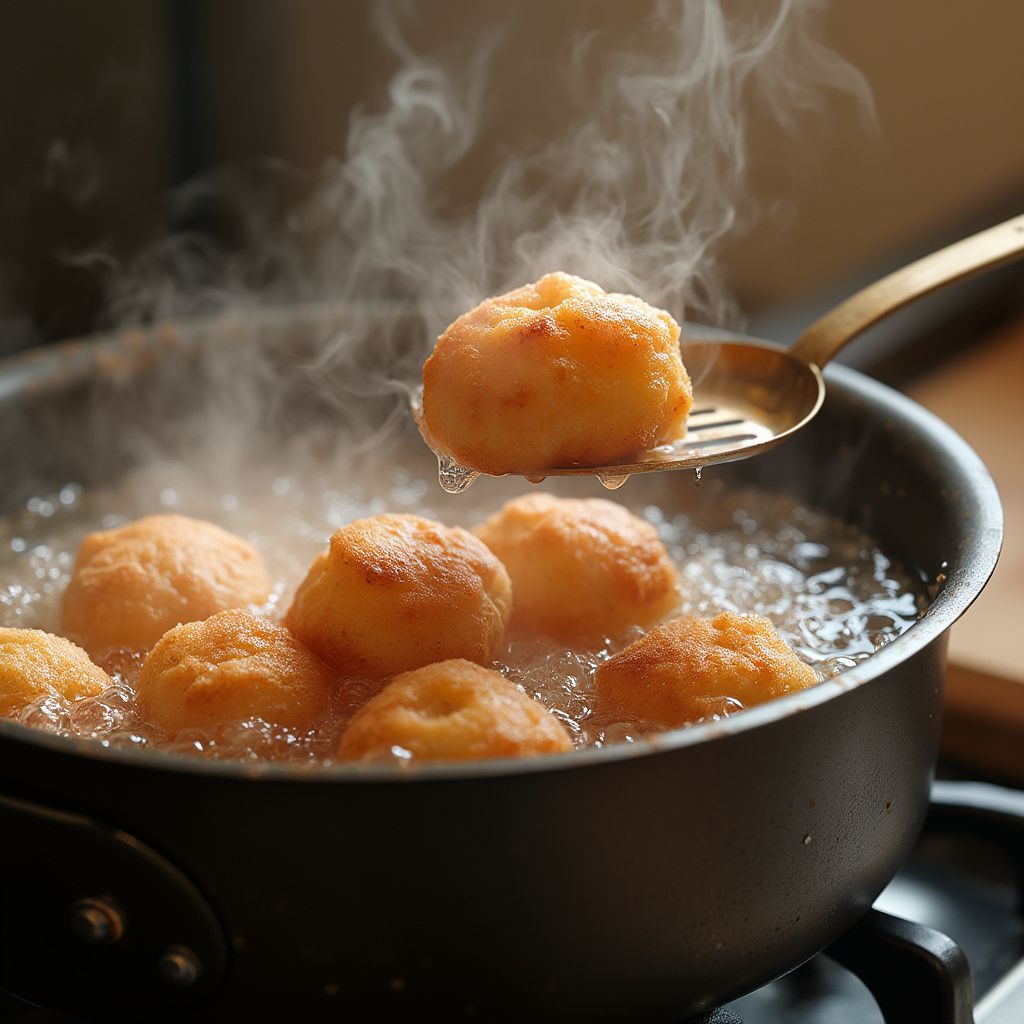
[285,514,512,678]
[595,611,818,728]
[338,659,572,762]
[421,272,693,475]
[474,494,679,643]
[62,514,272,658]
[0,628,110,717]
[136,609,333,737]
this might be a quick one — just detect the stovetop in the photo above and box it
[2,778,1022,1023]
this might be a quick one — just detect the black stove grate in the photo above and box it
[697,780,1024,1024]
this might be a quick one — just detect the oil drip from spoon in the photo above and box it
[433,456,632,494]
[436,454,480,495]
[595,472,630,490]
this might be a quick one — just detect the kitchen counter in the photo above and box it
[908,317,1024,781]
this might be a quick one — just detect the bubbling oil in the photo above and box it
[0,461,928,764]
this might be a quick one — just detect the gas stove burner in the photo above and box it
[696,780,1024,1024]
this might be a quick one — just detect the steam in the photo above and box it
[61,0,872,481]
[327,0,871,323]
[109,0,871,324]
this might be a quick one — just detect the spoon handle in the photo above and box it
[790,213,1024,369]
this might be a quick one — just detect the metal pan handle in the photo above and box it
[0,792,226,1019]
[791,214,1024,369]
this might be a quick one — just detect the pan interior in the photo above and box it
[0,314,1003,779]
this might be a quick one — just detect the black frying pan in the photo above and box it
[0,311,1002,1021]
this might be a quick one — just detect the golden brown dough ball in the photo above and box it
[0,628,110,717]
[62,514,272,658]
[595,611,818,728]
[285,514,512,678]
[337,659,572,762]
[136,608,333,737]
[421,272,693,475]
[474,493,678,643]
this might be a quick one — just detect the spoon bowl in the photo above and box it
[548,338,825,478]
[416,213,1024,491]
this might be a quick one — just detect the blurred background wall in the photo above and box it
[1,0,1022,351]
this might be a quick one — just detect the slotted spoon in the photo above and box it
[537,212,1024,485]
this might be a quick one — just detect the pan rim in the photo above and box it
[0,313,1004,783]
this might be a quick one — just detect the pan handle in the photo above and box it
[0,792,226,1019]
[791,213,1024,369]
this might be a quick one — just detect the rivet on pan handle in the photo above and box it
[0,792,226,1019]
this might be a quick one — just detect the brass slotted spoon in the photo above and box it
[540,212,1024,486]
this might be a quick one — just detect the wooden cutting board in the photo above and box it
[907,318,1024,781]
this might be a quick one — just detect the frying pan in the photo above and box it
[0,309,1002,1022]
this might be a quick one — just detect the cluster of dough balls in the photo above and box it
[0,628,110,717]
[421,272,693,475]
[62,514,271,658]
[6,493,819,762]
[285,514,512,678]
[338,659,572,762]
[595,610,818,728]
[281,512,583,761]
[137,609,334,739]
[473,493,679,643]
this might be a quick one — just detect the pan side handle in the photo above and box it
[0,792,226,1019]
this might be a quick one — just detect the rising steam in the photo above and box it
[109,0,871,327]
[85,0,873,474]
